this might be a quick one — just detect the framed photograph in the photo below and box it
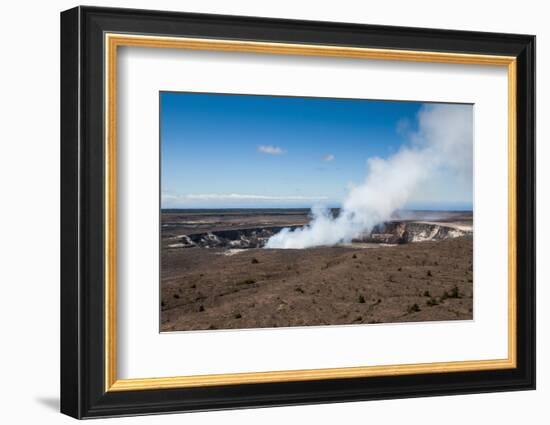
[60,6,535,419]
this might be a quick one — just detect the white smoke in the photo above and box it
[265,104,472,249]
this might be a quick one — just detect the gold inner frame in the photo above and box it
[104,33,517,392]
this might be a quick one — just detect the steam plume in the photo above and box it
[265,104,472,249]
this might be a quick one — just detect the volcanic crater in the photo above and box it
[161,209,473,332]
[168,220,471,250]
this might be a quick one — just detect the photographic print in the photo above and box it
[160,93,474,332]
[61,9,535,417]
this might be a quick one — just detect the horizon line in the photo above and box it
[161,207,474,212]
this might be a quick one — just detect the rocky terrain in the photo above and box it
[160,209,473,331]
[167,220,470,250]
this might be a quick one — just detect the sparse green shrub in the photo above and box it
[407,303,421,314]
[449,285,461,298]
[426,298,439,307]
[237,278,256,285]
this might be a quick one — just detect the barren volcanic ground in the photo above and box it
[160,209,473,332]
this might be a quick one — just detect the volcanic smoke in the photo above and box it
[265,104,472,249]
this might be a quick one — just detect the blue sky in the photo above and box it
[160,92,472,210]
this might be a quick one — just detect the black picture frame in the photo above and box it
[61,5,535,419]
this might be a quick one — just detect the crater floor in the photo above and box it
[160,210,473,332]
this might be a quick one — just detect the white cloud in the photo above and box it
[161,192,330,208]
[257,144,286,155]
[323,154,335,162]
[185,193,327,201]
[161,192,178,202]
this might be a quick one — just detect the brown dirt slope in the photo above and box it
[160,237,473,332]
